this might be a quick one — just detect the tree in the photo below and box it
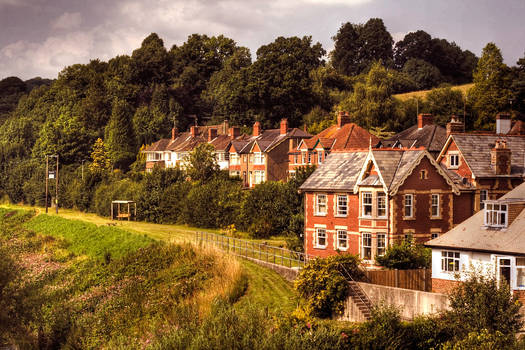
[424,86,464,125]
[331,22,361,76]
[469,43,513,130]
[394,30,434,69]
[402,58,443,90]
[185,143,220,182]
[89,138,111,174]
[130,33,172,85]
[445,270,522,346]
[105,99,136,170]
[510,52,525,115]
[375,239,431,269]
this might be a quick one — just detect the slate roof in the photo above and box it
[382,124,447,154]
[300,148,452,195]
[301,123,379,151]
[425,182,525,255]
[232,128,311,154]
[509,120,525,135]
[445,134,525,178]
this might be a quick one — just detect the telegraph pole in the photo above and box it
[55,155,59,214]
[45,155,49,213]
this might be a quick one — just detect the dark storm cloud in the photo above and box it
[0,0,523,80]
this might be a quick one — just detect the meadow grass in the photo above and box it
[393,83,473,101]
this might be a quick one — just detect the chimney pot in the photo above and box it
[337,111,351,128]
[171,127,178,140]
[446,115,465,137]
[229,127,240,140]
[491,139,512,175]
[222,119,229,134]
[417,113,433,129]
[280,118,288,135]
[208,128,218,142]
[253,122,261,137]
[190,126,197,137]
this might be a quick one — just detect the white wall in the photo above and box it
[431,248,492,281]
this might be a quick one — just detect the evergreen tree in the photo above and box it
[105,99,136,170]
[469,43,513,130]
[89,138,111,174]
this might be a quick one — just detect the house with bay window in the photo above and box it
[299,148,466,263]
[426,182,525,300]
[288,111,379,176]
[229,119,311,188]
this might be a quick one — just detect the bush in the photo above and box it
[294,254,363,318]
[375,239,431,269]
[92,178,143,217]
[138,167,184,222]
[355,304,405,349]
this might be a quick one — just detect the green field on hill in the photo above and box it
[393,83,473,101]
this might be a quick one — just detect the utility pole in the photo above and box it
[81,160,85,180]
[55,155,59,214]
[45,155,49,213]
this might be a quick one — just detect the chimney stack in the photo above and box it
[208,128,218,142]
[417,114,433,129]
[446,115,465,138]
[222,119,229,134]
[229,127,240,140]
[190,126,197,137]
[496,113,512,134]
[337,111,351,128]
[171,127,178,140]
[491,139,512,175]
[253,122,261,137]
[280,118,288,135]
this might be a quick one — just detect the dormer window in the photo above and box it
[484,202,507,228]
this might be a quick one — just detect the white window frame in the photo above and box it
[376,233,386,257]
[431,194,440,218]
[404,194,414,218]
[441,250,460,272]
[362,192,372,218]
[308,152,312,164]
[377,192,386,218]
[449,153,459,168]
[315,194,327,216]
[336,230,348,251]
[516,257,525,290]
[254,170,265,185]
[480,189,488,210]
[315,228,327,248]
[254,152,265,165]
[484,202,508,228]
[318,151,323,164]
[362,232,372,260]
[302,152,307,164]
[230,153,240,165]
[336,194,348,217]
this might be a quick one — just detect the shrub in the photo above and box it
[375,239,431,269]
[355,304,405,349]
[294,254,363,318]
[92,178,143,217]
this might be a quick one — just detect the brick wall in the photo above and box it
[432,278,460,294]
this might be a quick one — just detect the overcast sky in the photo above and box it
[1,0,524,80]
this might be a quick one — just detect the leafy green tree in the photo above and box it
[424,86,464,125]
[445,270,522,346]
[469,43,513,130]
[185,143,220,183]
[105,99,136,170]
[89,138,112,174]
[510,52,525,115]
[0,76,27,125]
[375,239,431,269]
[331,22,361,76]
[130,33,172,85]
[402,58,443,90]
[394,30,434,69]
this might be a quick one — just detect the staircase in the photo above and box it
[338,263,373,321]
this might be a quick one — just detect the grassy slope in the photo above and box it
[1,204,296,314]
[393,83,473,101]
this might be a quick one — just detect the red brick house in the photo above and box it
[228,119,311,187]
[426,182,525,298]
[437,116,525,213]
[299,148,466,263]
[288,111,379,176]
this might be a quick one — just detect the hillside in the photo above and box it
[0,208,295,348]
[393,83,473,101]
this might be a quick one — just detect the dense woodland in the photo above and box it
[0,18,524,239]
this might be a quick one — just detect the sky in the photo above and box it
[1,0,524,80]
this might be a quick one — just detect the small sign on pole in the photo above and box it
[48,171,55,179]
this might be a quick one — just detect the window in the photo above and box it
[316,194,327,215]
[449,154,459,168]
[302,152,307,164]
[377,233,386,257]
[336,195,348,216]
[431,194,440,218]
[308,152,312,164]
[441,251,460,272]
[230,170,240,177]
[254,170,265,184]
[484,203,507,228]
[377,192,386,217]
[420,170,428,179]
[480,190,488,210]
[254,152,265,164]
[165,152,171,161]
[431,233,439,239]
[318,151,323,164]
[516,258,525,289]
[337,230,348,250]
[362,192,372,217]
[230,153,240,165]
[294,154,299,164]
[362,233,372,260]
[404,194,414,218]
[316,228,327,248]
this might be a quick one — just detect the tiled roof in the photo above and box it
[426,182,525,255]
[449,134,525,178]
[209,134,232,152]
[300,152,368,192]
[233,128,311,154]
[509,120,525,135]
[302,123,379,151]
[383,124,447,153]
[144,138,172,152]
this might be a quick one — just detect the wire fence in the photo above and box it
[195,231,310,269]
